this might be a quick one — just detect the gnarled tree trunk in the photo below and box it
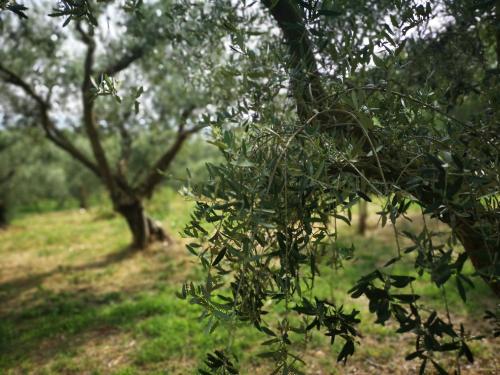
[410,184,500,297]
[116,199,170,249]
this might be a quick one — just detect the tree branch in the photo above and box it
[0,64,47,108]
[263,0,500,296]
[78,22,119,197]
[136,108,202,198]
[102,45,146,77]
[136,133,188,198]
[262,0,327,120]
[0,64,102,177]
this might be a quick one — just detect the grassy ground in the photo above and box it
[0,192,498,374]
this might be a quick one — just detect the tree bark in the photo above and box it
[0,202,7,228]
[448,215,500,296]
[115,199,170,249]
[78,185,89,210]
[358,200,367,236]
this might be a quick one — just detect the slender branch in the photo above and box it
[102,45,146,77]
[0,64,47,107]
[136,132,189,198]
[177,105,196,133]
[0,64,102,177]
[183,123,209,135]
[75,21,92,44]
[136,108,203,198]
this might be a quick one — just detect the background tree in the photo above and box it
[0,1,231,248]
[1,0,497,372]
[0,123,94,221]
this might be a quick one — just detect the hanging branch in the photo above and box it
[261,0,500,297]
[102,45,147,77]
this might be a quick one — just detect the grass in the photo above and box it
[0,192,498,374]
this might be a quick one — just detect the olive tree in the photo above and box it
[180,0,499,373]
[0,0,232,248]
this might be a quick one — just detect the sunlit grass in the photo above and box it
[0,194,497,374]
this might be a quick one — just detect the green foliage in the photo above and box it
[200,351,239,375]
[182,0,500,373]
[0,0,499,373]
[0,206,496,373]
[0,0,28,19]
[0,128,99,216]
[49,0,97,27]
[0,133,219,219]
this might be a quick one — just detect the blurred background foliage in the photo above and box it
[0,126,221,219]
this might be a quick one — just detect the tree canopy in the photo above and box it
[0,0,234,247]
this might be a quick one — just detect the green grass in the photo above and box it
[0,195,497,374]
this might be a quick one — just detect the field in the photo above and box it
[0,190,498,374]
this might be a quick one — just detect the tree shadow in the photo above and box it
[71,244,138,271]
[0,245,138,304]
[0,285,172,369]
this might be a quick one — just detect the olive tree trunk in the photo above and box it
[358,200,367,236]
[116,199,169,249]
[453,216,500,296]
[0,202,7,228]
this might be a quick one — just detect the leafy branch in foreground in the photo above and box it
[0,0,28,18]
[49,0,97,27]
[199,350,239,375]
[181,0,498,373]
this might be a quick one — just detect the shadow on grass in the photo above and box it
[0,230,496,372]
[316,233,496,317]
[0,245,138,302]
[0,284,176,369]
